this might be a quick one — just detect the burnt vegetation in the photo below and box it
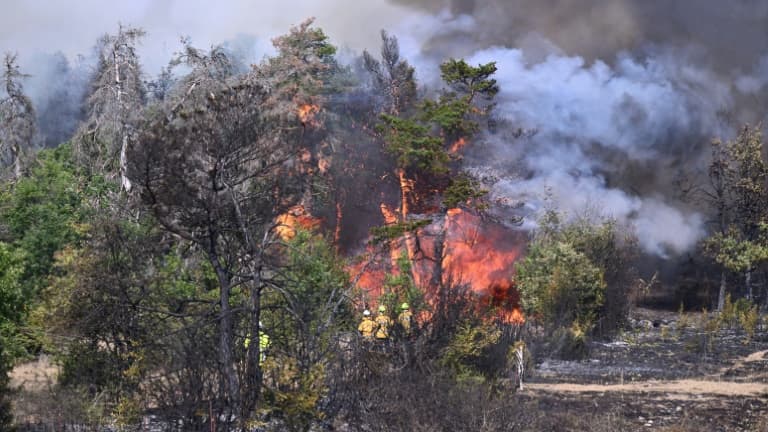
[1,18,768,432]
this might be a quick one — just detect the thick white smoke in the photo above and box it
[464,46,737,257]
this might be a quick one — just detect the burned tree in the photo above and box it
[374,59,498,288]
[0,53,36,179]
[76,25,145,190]
[363,30,417,116]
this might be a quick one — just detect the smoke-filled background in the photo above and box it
[3,0,768,258]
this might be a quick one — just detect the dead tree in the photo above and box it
[0,53,36,179]
[75,25,145,190]
[362,30,417,116]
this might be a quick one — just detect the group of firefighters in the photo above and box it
[248,303,413,365]
[357,303,413,341]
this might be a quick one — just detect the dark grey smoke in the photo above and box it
[389,0,768,70]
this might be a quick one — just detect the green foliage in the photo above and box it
[369,219,432,244]
[703,226,768,273]
[439,59,499,100]
[439,320,501,381]
[378,114,448,173]
[516,210,636,336]
[516,239,605,330]
[265,229,352,369]
[260,230,351,428]
[379,252,426,317]
[266,17,339,100]
[263,360,327,432]
[420,96,475,137]
[0,143,93,298]
[443,173,488,210]
[738,302,760,342]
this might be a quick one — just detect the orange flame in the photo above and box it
[449,137,468,154]
[275,205,321,241]
[380,203,399,225]
[351,207,525,324]
[298,104,320,126]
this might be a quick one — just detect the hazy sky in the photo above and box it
[0,0,418,72]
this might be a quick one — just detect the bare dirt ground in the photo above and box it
[522,309,768,431]
[9,355,58,391]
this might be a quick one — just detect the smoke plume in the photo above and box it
[3,0,768,256]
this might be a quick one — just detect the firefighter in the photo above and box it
[358,309,376,339]
[244,321,270,364]
[375,305,391,340]
[398,302,413,336]
[258,322,270,364]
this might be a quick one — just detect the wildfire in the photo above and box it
[380,203,399,225]
[449,137,468,154]
[351,206,525,324]
[298,103,320,126]
[275,205,321,241]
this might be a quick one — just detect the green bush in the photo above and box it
[439,320,502,381]
[516,239,606,331]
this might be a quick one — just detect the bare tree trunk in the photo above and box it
[397,169,421,286]
[746,268,753,300]
[120,134,132,191]
[12,146,21,179]
[717,271,727,312]
[243,275,262,420]
[210,250,240,420]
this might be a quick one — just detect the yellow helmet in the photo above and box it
[378,305,386,313]
[401,302,409,310]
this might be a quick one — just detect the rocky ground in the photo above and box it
[522,308,768,431]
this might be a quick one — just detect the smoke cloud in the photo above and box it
[3,0,768,256]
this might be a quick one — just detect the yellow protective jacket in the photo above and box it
[398,310,413,334]
[358,317,376,338]
[375,315,391,339]
[244,331,270,364]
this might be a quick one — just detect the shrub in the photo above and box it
[516,239,606,331]
[738,302,759,342]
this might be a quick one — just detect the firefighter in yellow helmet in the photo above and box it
[375,305,391,340]
[358,309,375,339]
[398,302,413,336]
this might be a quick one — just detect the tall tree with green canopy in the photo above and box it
[703,125,768,308]
[375,58,497,288]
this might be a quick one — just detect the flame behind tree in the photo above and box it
[128,21,341,421]
[372,57,502,313]
[0,54,35,180]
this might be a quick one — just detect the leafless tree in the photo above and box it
[0,53,36,179]
[362,30,417,116]
[75,25,145,191]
